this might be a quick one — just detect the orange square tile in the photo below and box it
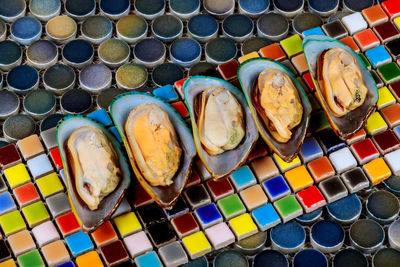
[41,240,70,266]
[76,251,104,267]
[339,36,360,53]
[259,43,286,61]
[284,165,314,192]
[8,230,36,256]
[239,184,268,211]
[307,156,335,182]
[250,156,279,182]
[362,5,389,27]
[16,134,45,161]
[346,129,367,145]
[381,103,400,128]
[291,53,308,75]
[91,221,118,247]
[0,259,16,267]
[353,29,380,51]
[363,158,392,185]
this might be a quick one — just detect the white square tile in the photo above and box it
[124,231,153,258]
[385,149,400,176]
[342,12,368,35]
[329,147,357,173]
[204,222,235,250]
[32,221,60,247]
[27,154,54,179]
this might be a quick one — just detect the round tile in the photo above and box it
[0,89,20,120]
[187,14,218,42]
[295,208,322,225]
[388,220,400,250]
[65,0,95,20]
[62,39,94,68]
[40,113,65,132]
[241,37,271,56]
[7,65,39,94]
[26,40,58,69]
[133,38,166,68]
[98,38,130,68]
[79,63,112,92]
[134,0,165,20]
[205,37,237,64]
[366,190,399,223]
[234,231,267,255]
[350,219,385,254]
[257,13,289,41]
[0,0,25,22]
[253,250,288,267]
[116,14,147,44]
[0,40,22,71]
[43,64,76,94]
[3,114,36,142]
[222,14,254,42]
[213,250,248,267]
[97,87,125,109]
[343,0,374,12]
[332,249,368,267]
[382,175,400,196]
[99,0,130,20]
[310,220,345,253]
[152,63,184,87]
[292,12,323,35]
[46,15,77,43]
[81,15,113,44]
[23,89,56,119]
[372,248,400,267]
[273,0,304,18]
[152,15,183,43]
[115,63,148,90]
[60,89,92,114]
[270,221,305,253]
[203,0,235,18]
[293,249,328,267]
[169,0,200,19]
[308,0,339,17]
[29,0,61,21]
[238,0,270,17]
[11,16,42,45]
[189,62,220,77]
[170,38,201,68]
[326,194,362,224]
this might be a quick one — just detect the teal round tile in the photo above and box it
[7,65,39,94]
[203,0,235,18]
[81,15,113,45]
[3,114,36,142]
[383,175,400,196]
[134,0,165,20]
[116,14,147,44]
[366,190,400,224]
[98,38,130,68]
[11,16,42,45]
[222,14,254,42]
[0,40,22,71]
[213,250,248,267]
[152,63,184,87]
[169,0,200,19]
[43,63,76,94]
[29,0,61,21]
[26,40,58,69]
[0,0,26,22]
[238,0,270,18]
[65,0,95,20]
[23,89,56,119]
[205,37,238,64]
[270,221,306,253]
[187,14,218,42]
[152,15,183,43]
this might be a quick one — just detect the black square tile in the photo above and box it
[322,20,348,39]
[341,167,370,193]
[319,176,348,203]
[386,39,400,58]
[136,202,167,226]
[317,130,346,154]
[0,240,11,261]
[164,197,189,219]
[147,221,176,247]
[183,184,211,209]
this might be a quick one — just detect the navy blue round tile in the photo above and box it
[213,250,248,267]
[274,0,304,17]
[189,62,221,77]
[170,38,201,68]
[270,221,305,253]
[134,38,166,68]
[3,114,36,142]
[65,0,95,19]
[62,39,94,68]
[311,220,345,253]
[326,194,362,224]
[257,13,289,40]
[152,63,184,87]
[0,40,22,71]
[366,190,400,224]
[134,0,165,19]
[383,175,400,196]
[205,37,237,64]
[292,12,323,35]
[253,250,288,267]
[0,90,19,120]
[11,16,42,45]
[373,248,400,267]
[296,208,322,225]
[188,14,218,42]
[43,64,76,94]
[333,249,368,267]
[99,0,130,18]
[350,219,385,254]
[60,89,92,114]
[293,249,328,267]
[169,0,200,18]
[7,65,39,94]
[343,0,374,12]
[0,0,25,21]
[40,113,65,132]
[308,0,339,17]
[152,15,183,43]
[241,37,271,55]
[238,0,270,17]
[222,14,254,42]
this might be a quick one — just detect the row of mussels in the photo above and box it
[56,35,378,232]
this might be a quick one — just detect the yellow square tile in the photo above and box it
[113,212,141,237]
[285,165,314,192]
[273,154,301,172]
[363,158,391,185]
[377,86,396,109]
[395,17,400,30]
[365,112,388,135]
[280,34,303,57]
[76,251,103,267]
[4,163,31,189]
[238,51,259,63]
[182,231,212,259]
[229,213,258,240]
[0,259,17,267]
[36,173,63,198]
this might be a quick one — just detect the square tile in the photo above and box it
[262,175,291,202]
[132,184,153,208]
[4,163,31,189]
[310,110,331,133]
[362,5,389,27]
[372,130,400,154]
[217,194,246,219]
[0,210,26,236]
[123,231,153,258]
[342,12,368,35]
[359,53,371,70]
[136,202,166,227]
[135,252,163,267]
[365,112,388,135]
[238,52,259,64]
[296,186,326,213]
[182,231,212,259]
[307,156,335,182]
[273,154,301,172]
[171,213,199,238]
[41,240,70,267]
[49,148,63,171]
[40,127,58,151]
[351,138,380,164]
[354,29,380,51]
[371,70,384,88]
[339,36,360,52]
[363,157,392,185]
[291,53,308,75]
[16,134,44,160]
[346,129,367,145]
[32,221,60,247]
[205,177,234,201]
[100,240,129,266]
[113,212,141,237]
[185,169,201,188]
[282,59,299,76]
[204,222,235,250]
[302,72,316,92]
[8,230,36,256]
[183,184,211,209]
[386,38,400,58]
[302,27,325,37]
[377,86,396,110]
[378,62,400,84]
[229,213,258,240]
[194,203,223,229]
[152,84,179,102]
[280,34,303,57]
[0,175,6,193]
[76,251,103,267]
[17,250,44,267]
[322,20,348,39]
[329,147,357,173]
[0,144,21,169]
[341,167,370,193]
[65,231,94,257]
[251,203,281,231]
[171,101,189,118]
[374,21,400,42]
[217,59,240,80]
[147,221,176,247]
[258,43,286,61]
[318,176,348,203]
[229,165,257,191]
[299,138,323,163]
[390,81,400,101]
[250,156,279,182]
[0,240,11,262]
[247,139,268,162]
[36,173,63,198]
[27,154,54,179]
[163,197,188,219]
[22,201,50,227]
[239,184,268,211]
[385,149,400,175]
[365,46,392,68]
[284,166,314,192]
[273,195,303,223]
[382,104,400,128]
[0,192,16,215]
[382,0,400,19]
[158,241,188,267]
[55,212,81,236]
[109,126,122,143]
[46,192,71,218]
[174,77,189,98]
[91,221,118,247]
[0,259,15,267]
[317,130,345,154]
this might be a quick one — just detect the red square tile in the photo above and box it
[389,81,400,101]
[296,186,326,213]
[100,240,129,266]
[381,103,400,128]
[13,182,40,206]
[49,148,63,171]
[91,221,118,247]
[217,59,239,80]
[362,5,389,27]
[247,139,268,162]
[132,184,153,208]
[206,176,234,201]
[307,156,335,182]
[302,72,316,92]
[0,144,21,169]
[351,138,380,164]
[353,29,380,51]
[382,0,400,19]
[372,130,400,154]
[56,212,81,236]
[171,101,189,118]
[374,21,400,42]
[171,213,199,238]
[185,169,201,189]
[259,43,286,61]
[339,36,360,52]
[174,77,189,98]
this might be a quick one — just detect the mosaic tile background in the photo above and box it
[1,0,400,266]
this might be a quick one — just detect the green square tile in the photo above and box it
[22,201,50,227]
[4,163,31,189]
[273,195,303,223]
[378,63,400,84]
[36,173,63,198]
[358,53,371,70]
[307,93,321,112]
[310,110,331,132]
[0,210,26,236]
[280,34,303,57]
[17,249,45,267]
[217,194,246,219]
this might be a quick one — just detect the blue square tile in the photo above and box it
[194,203,223,228]
[229,166,257,190]
[394,126,400,140]
[153,85,179,102]
[365,45,392,68]
[262,175,291,202]
[57,261,75,267]
[317,130,345,154]
[164,197,189,219]
[87,109,112,126]
[60,169,66,184]
[303,27,326,37]
[65,231,94,257]
[252,203,281,231]
[0,192,16,215]
[135,251,163,267]
[109,126,123,143]
[300,138,324,163]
